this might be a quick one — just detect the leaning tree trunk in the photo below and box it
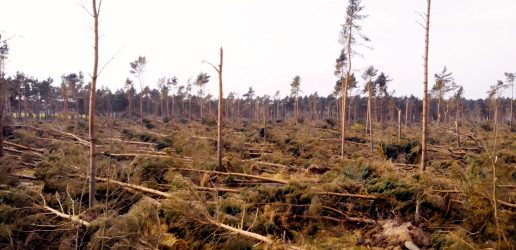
[88,0,100,208]
[216,48,224,170]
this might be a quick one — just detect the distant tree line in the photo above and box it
[0,70,512,126]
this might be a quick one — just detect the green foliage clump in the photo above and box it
[131,156,175,187]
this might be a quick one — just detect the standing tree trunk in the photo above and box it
[341,26,352,158]
[62,85,68,120]
[88,0,101,208]
[0,81,4,158]
[421,0,431,173]
[417,0,431,224]
[367,85,373,151]
[216,48,224,170]
[405,100,409,134]
[510,79,514,130]
[398,109,401,142]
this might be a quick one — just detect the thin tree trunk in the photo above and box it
[421,0,431,173]
[368,86,373,151]
[398,109,401,142]
[0,83,4,158]
[341,25,352,158]
[405,100,409,134]
[510,81,513,130]
[417,0,431,223]
[217,48,224,170]
[88,0,100,208]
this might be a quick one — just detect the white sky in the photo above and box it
[1,0,515,99]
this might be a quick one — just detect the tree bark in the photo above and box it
[367,85,373,151]
[341,26,352,158]
[421,0,431,173]
[88,0,100,208]
[0,81,4,158]
[217,48,224,170]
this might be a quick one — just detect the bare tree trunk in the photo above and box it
[493,99,499,155]
[88,0,100,208]
[0,81,4,158]
[398,109,401,142]
[341,25,352,158]
[405,100,409,134]
[455,98,461,147]
[127,94,132,119]
[421,0,431,173]
[140,93,144,127]
[510,81,514,130]
[368,86,373,151]
[62,86,68,120]
[437,93,441,125]
[417,0,431,224]
[217,48,224,170]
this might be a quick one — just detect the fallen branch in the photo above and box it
[40,205,91,227]
[206,217,273,244]
[94,176,172,198]
[4,147,43,158]
[192,135,217,141]
[313,191,377,200]
[293,215,376,225]
[4,141,44,153]
[497,199,516,209]
[101,152,193,162]
[170,167,289,184]
[103,138,155,147]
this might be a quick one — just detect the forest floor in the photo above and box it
[0,116,514,249]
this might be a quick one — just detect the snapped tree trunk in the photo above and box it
[88,0,100,208]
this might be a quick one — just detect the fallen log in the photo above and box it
[170,167,289,184]
[497,199,516,209]
[313,191,377,200]
[101,152,193,162]
[103,138,155,147]
[293,215,376,225]
[94,176,172,198]
[242,159,302,171]
[4,147,43,158]
[4,141,45,153]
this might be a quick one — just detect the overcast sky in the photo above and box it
[1,0,515,99]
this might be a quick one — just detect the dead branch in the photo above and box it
[170,167,289,184]
[4,141,44,153]
[101,152,193,162]
[103,138,155,147]
[192,135,217,141]
[40,205,91,227]
[497,200,516,209]
[293,215,376,225]
[4,147,43,158]
[206,217,273,244]
[94,176,172,198]
[313,191,377,200]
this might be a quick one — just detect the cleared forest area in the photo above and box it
[0,0,515,249]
